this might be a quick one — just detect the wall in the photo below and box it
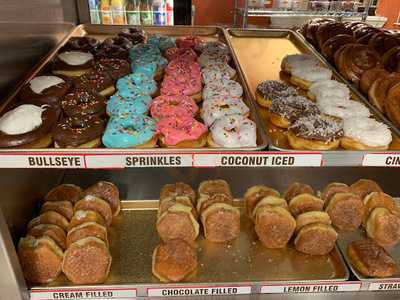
[376,0,400,29]
[193,0,234,26]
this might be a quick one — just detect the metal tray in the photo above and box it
[0,25,268,152]
[224,28,400,153]
[30,199,349,295]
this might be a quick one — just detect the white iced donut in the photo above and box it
[58,51,93,66]
[29,76,65,94]
[202,97,249,127]
[203,79,243,101]
[291,65,332,83]
[309,80,350,101]
[198,49,230,67]
[210,114,256,148]
[317,97,371,119]
[343,117,392,148]
[281,54,319,74]
[0,104,44,135]
[202,62,236,82]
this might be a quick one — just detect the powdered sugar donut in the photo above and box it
[317,97,371,119]
[150,95,198,119]
[201,97,249,126]
[291,65,332,89]
[281,54,319,74]
[309,80,350,101]
[208,114,256,148]
[203,79,243,101]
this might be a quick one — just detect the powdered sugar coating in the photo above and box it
[317,97,371,119]
[343,117,392,147]
[309,80,350,100]
[291,65,332,83]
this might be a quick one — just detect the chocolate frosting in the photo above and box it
[118,28,146,45]
[256,80,297,100]
[270,96,320,122]
[61,87,106,117]
[74,70,114,93]
[94,58,131,81]
[62,37,100,54]
[103,36,133,50]
[95,44,130,60]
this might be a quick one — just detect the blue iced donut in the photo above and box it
[117,73,158,96]
[131,60,157,78]
[116,84,147,99]
[129,44,160,61]
[148,35,176,52]
[102,114,156,148]
[106,94,152,117]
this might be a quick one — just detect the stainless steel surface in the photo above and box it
[76,0,91,24]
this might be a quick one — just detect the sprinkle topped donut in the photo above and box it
[201,97,249,126]
[61,88,105,117]
[150,95,198,120]
[107,94,151,117]
[176,36,204,49]
[165,47,198,62]
[270,96,320,122]
[256,80,297,101]
[203,79,243,101]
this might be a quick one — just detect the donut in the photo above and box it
[102,115,157,148]
[103,36,133,50]
[159,196,197,219]
[129,43,161,61]
[0,104,58,148]
[321,34,354,62]
[203,79,243,101]
[201,62,236,84]
[208,114,257,148]
[351,179,383,200]
[201,96,249,127]
[62,237,111,284]
[44,184,82,203]
[53,51,94,77]
[244,185,280,218]
[316,97,371,120]
[69,210,107,230]
[161,74,202,102]
[295,211,331,233]
[107,94,152,117]
[198,49,230,68]
[150,95,198,120]
[381,46,400,72]
[156,116,207,148]
[74,195,113,226]
[165,47,197,62]
[201,203,240,243]
[308,79,350,101]
[94,58,130,81]
[284,182,314,202]
[117,73,158,97]
[18,236,63,284]
[195,40,229,54]
[53,115,104,148]
[363,192,399,226]
[321,183,352,205]
[288,114,343,150]
[74,70,115,97]
[148,34,176,52]
[95,43,130,60]
[294,223,337,255]
[160,182,196,205]
[341,117,392,150]
[198,179,232,198]
[83,181,121,217]
[66,222,108,248]
[255,80,297,108]
[40,201,73,221]
[251,196,288,219]
[28,211,69,232]
[63,37,100,53]
[118,27,146,44]
[366,207,400,247]
[152,239,197,282]
[315,21,352,49]
[131,54,168,80]
[61,87,106,117]
[165,58,201,77]
[196,193,233,215]
[290,65,332,90]
[288,194,324,217]
[281,54,319,74]
[368,73,400,112]
[19,75,73,105]
[368,31,400,55]
[385,82,400,128]
[176,36,203,49]
[304,18,335,46]
[325,192,365,231]
[157,203,199,243]
[360,67,389,95]
[27,224,67,250]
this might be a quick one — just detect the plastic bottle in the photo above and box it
[165,0,174,26]
[126,0,141,25]
[152,0,166,26]
[111,0,126,24]
[100,0,112,24]
[89,0,101,24]
[141,0,153,25]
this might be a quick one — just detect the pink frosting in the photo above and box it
[176,36,204,49]
[165,47,198,62]
[161,74,202,96]
[156,116,207,145]
[165,59,201,77]
[151,95,199,119]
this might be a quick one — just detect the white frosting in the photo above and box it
[202,62,236,80]
[29,76,65,94]
[282,54,319,73]
[343,117,392,147]
[317,97,371,119]
[84,195,96,201]
[58,51,93,66]
[0,104,44,135]
[203,79,243,101]
[309,80,350,101]
[291,65,332,82]
[75,210,89,220]
[198,51,229,68]
[211,114,257,148]
[202,97,249,126]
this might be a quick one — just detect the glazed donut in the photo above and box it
[84,181,121,217]
[368,73,400,112]
[0,104,58,148]
[316,21,352,49]
[63,37,100,53]
[53,51,94,77]
[283,182,314,202]
[316,97,371,120]
[385,82,400,128]
[75,70,115,97]
[304,18,335,47]
[355,27,380,44]
[308,79,350,101]
[118,27,146,44]
[164,47,197,62]
[45,184,82,203]
[360,67,389,94]
[368,31,400,55]
[208,114,257,148]
[321,183,352,205]
[156,115,207,148]
[288,114,343,150]
[94,58,131,81]
[150,95,198,120]
[61,87,106,117]
[321,34,354,62]
[341,117,392,150]
[381,46,400,72]
[351,179,383,200]
[281,54,319,74]
[74,196,113,226]
[203,79,243,101]
[255,80,297,108]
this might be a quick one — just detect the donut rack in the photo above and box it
[0,21,400,300]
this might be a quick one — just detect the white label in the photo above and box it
[363,154,400,167]
[261,282,361,294]
[369,281,400,291]
[147,285,251,297]
[30,287,137,300]
[85,154,193,168]
[193,153,322,167]
[0,154,85,168]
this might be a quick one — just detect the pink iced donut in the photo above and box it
[161,75,202,97]
[176,36,204,49]
[156,115,207,146]
[165,47,198,62]
[165,59,201,77]
[150,95,198,119]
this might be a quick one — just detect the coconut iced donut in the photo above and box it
[201,97,250,127]
[308,80,350,101]
[203,79,243,101]
[290,65,332,90]
[281,54,319,74]
[316,97,371,120]
[341,117,392,150]
[208,114,257,148]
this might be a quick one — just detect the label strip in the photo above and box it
[147,285,251,297]
[0,154,86,168]
[30,287,137,300]
[362,153,400,167]
[261,282,361,294]
[369,281,400,291]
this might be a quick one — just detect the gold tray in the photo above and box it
[224,28,400,151]
[31,200,348,291]
[0,25,268,152]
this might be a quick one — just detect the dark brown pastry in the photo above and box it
[27,224,67,250]
[61,87,106,118]
[305,18,336,47]
[244,185,280,218]
[83,181,121,217]
[368,73,400,112]
[44,184,82,203]
[316,22,352,50]
[152,239,197,282]
[66,222,108,248]
[62,36,100,54]
[294,223,337,255]
[368,31,400,55]
[74,196,113,226]
[103,36,133,51]
[74,70,115,97]
[353,26,380,41]
[27,211,69,232]
[321,34,354,62]
[118,28,146,44]
[382,46,400,72]
[160,182,196,205]
[40,200,73,221]
[284,182,315,202]
[94,58,131,81]
[321,182,352,205]
[385,82,400,128]
[366,207,400,247]
[360,67,390,94]
[62,237,111,284]
[348,238,398,277]
[95,43,130,60]
[351,179,383,200]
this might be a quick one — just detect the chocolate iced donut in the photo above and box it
[53,51,95,77]
[63,37,100,53]
[118,28,146,44]
[95,43,130,60]
[53,115,105,148]
[19,75,73,105]
[94,58,130,81]
[61,87,106,117]
[74,70,115,97]
[0,104,58,148]
[103,36,133,50]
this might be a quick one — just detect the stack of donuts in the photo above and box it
[18,181,120,284]
[301,19,400,130]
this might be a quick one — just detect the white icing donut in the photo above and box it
[202,97,249,127]
[58,51,94,66]
[29,76,65,94]
[281,54,319,73]
[309,80,350,101]
[195,41,230,54]
[291,65,332,83]
[343,117,392,147]
[198,49,230,67]
[201,69,228,85]
[211,114,256,148]
[0,104,44,135]
[203,79,243,101]
[317,97,371,119]
[202,61,236,79]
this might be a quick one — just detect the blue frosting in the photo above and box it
[107,94,152,117]
[129,44,160,61]
[117,74,158,96]
[102,114,156,148]
[131,60,157,78]
[148,34,176,52]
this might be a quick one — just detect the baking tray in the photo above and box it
[0,25,268,152]
[224,28,400,152]
[30,199,348,293]
[336,198,400,282]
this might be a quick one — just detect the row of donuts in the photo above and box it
[18,182,121,285]
[301,19,400,130]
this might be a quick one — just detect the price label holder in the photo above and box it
[362,153,400,167]
[193,152,323,167]
[30,287,137,300]
[260,282,361,294]
[147,285,252,297]
[368,280,400,291]
[0,153,86,168]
